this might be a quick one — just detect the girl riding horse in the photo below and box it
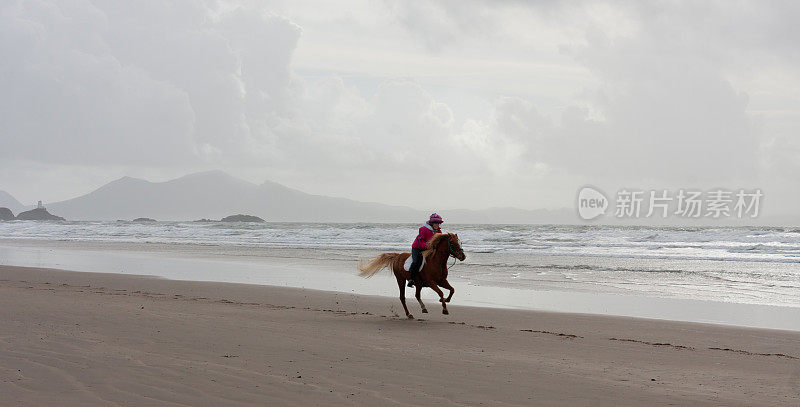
[358,223,466,318]
[408,213,443,287]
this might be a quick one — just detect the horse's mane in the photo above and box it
[422,233,452,260]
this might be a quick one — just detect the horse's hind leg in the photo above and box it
[415,285,428,314]
[396,274,413,319]
[440,279,455,303]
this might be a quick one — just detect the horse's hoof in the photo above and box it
[442,309,449,315]
[407,314,414,319]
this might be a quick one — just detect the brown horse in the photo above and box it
[358,233,466,319]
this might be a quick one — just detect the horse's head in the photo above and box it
[424,233,466,261]
[446,233,466,261]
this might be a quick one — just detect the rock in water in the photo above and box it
[15,207,65,221]
[220,214,265,223]
[132,217,157,223]
[0,207,14,221]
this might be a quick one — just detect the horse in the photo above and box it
[358,233,466,319]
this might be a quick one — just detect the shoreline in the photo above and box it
[1,265,799,406]
[1,238,799,331]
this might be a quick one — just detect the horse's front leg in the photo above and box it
[415,284,428,314]
[427,283,449,315]
[440,279,455,303]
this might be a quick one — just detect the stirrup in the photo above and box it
[407,279,415,287]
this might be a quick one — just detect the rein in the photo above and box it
[447,239,464,269]
[448,240,464,256]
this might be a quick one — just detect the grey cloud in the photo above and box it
[440,1,767,186]
[386,0,502,53]
[268,78,462,174]
[2,0,798,211]
[555,2,761,183]
[1,1,301,166]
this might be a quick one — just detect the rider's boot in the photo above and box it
[408,268,420,287]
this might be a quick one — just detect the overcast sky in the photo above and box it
[2,0,799,214]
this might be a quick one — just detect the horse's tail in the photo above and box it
[358,253,401,278]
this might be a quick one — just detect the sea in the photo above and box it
[1,221,799,329]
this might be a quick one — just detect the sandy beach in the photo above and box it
[1,265,798,406]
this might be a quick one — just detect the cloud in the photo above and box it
[421,1,767,186]
[0,2,472,173]
[566,2,770,185]
[386,0,502,53]
[0,0,301,166]
[557,31,758,183]
[268,77,464,175]
[2,0,799,211]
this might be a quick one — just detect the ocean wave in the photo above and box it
[3,221,799,308]
[2,221,800,263]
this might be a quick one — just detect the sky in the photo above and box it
[1,0,799,215]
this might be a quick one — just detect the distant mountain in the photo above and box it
[0,207,15,220]
[45,171,423,222]
[40,171,572,223]
[0,191,24,214]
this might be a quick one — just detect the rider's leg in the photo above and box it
[407,248,422,287]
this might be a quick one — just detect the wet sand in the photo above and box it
[1,265,799,406]
[2,239,799,331]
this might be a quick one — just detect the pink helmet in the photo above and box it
[429,213,443,224]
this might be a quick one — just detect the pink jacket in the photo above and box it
[412,223,441,249]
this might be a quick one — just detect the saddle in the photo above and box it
[403,255,425,272]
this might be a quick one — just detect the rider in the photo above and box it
[408,213,443,287]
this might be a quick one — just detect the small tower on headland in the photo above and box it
[37,200,43,209]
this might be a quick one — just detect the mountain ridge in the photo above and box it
[40,172,425,222]
[0,191,25,214]
[3,171,574,223]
